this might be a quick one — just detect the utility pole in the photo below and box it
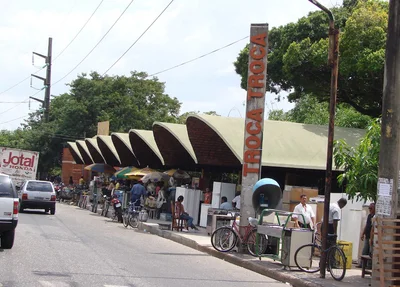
[372,0,400,286]
[307,0,339,279]
[31,37,52,122]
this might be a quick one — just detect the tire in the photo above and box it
[294,243,321,273]
[211,227,237,252]
[328,246,346,281]
[129,214,139,228]
[1,229,15,249]
[122,210,129,228]
[19,204,24,213]
[50,208,56,215]
[45,208,50,213]
[246,229,268,257]
[104,205,109,217]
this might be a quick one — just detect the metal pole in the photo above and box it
[307,0,339,278]
[44,37,52,122]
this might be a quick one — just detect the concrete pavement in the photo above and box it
[80,201,373,287]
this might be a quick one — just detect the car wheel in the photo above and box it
[50,208,56,215]
[1,229,15,249]
[45,209,50,213]
[19,204,24,213]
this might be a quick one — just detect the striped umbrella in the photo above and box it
[114,166,139,179]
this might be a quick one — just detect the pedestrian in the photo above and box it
[175,195,198,231]
[328,198,347,235]
[203,188,212,204]
[356,202,375,268]
[292,194,316,229]
[69,176,73,186]
[130,180,147,206]
[232,192,241,210]
[220,196,232,210]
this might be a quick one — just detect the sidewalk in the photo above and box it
[79,202,372,287]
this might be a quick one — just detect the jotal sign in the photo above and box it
[240,24,268,221]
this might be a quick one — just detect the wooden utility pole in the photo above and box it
[372,0,400,286]
[31,37,52,122]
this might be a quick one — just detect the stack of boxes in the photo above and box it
[282,186,320,222]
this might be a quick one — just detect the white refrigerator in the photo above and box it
[175,187,202,225]
[211,182,237,208]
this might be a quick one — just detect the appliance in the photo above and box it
[200,203,212,227]
[281,228,313,267]
[175,187,202,225]
[211,182,236,208]
[206,208,231,235]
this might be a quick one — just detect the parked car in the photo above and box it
[19,180,56,215]
[0,173,19,249]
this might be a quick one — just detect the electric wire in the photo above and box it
[52,0,136,87]
[148,36,249,77]
[102,0,174,76]
[0,115,28,125]
[0,89,43,116]
[53,0,105,62]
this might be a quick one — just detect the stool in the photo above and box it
[361,255,372,278]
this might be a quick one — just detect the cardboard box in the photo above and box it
[283,187,318,202]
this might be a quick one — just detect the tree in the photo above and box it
[177,110,220,124]
[268,94,371,129]
[333,119,381,202]
[234,0,389,117]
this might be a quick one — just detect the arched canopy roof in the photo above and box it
[153,122,197,168]
[187,114,365,170]
[85,137,105,164]
[66,142,84,164]
[128,129,164,168]
[97,135,121,167]
[111,133,139,167]
[75,140,94,164]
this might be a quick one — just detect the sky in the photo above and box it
[0,0,342,131]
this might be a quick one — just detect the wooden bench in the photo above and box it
[360,255,372,278]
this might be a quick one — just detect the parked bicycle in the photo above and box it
[210,213,268,257]
[294,222,346,281]
[101,195,111,217]
[122,200,141,228]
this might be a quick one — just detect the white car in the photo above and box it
[0,173,19,249]
[19,180,56,215]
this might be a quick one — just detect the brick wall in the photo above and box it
[62,148,89,184]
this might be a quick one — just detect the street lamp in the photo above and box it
[307,0,340,279]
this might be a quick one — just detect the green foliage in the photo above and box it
[177,110,220,124]
[333,119,381,202]
[268,94,371,129]
[234,0,389,117]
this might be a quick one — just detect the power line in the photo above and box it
[53,0,105,62]
[52,0,136,87]
[0,115,28,125]
[102,0,175,76]
[148,36,249,77]
[0,88,43,116]
[0,0,103,96]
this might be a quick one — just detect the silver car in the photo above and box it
[19,180,56,215]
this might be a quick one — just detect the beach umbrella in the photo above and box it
[84,163,116,174]
[114,166,139,179]
[141,172,170,184]
[125,167,155,179]
[164,169,191,180]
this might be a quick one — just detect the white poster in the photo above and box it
[376,178,392,216]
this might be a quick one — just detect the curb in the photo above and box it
[137,221,323,287]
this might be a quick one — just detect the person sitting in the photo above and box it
[220,196,233,210]
[175,195,198,231]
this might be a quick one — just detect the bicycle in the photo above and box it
[101,196,111,217]
[122,200,141,228]
[210,213,268,257]
[294,222,346,281]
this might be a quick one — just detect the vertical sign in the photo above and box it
[240,24,269,227]
[97,121,110,136]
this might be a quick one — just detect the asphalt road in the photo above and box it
[0,203,287,287]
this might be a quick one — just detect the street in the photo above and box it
[0,204,287,287]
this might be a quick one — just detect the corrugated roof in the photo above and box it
[187,114,365,170]
[111,133,139,167]
[97,135,121,166]
[85,137,105,164]
[75,140,94,164]
[129,129,164,167]
[153,122,197,168]
[66,142,84,164]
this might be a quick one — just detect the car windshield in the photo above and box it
[26,181,53,192]
[0,176,14,197]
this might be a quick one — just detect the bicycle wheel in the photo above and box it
[211,227,237,252]
[327,246,346,281]
[246,229,268,257]
[129,214,139,228]
[122,210,129,228]
[294,243,321,273]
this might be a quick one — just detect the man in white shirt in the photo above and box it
[292,194,316,229]
[328,198,347,235]
[232,194,241,210]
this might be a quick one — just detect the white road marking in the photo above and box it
[104,285,129,287]
[39,281,71,287]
